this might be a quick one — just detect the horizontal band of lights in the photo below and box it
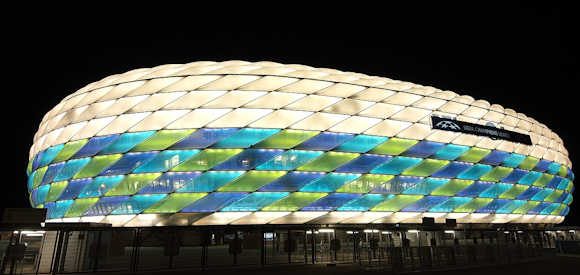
[28,128,573,220]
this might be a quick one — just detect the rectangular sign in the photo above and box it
[431,116,532,145]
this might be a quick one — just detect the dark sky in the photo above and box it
[4,3,578,225]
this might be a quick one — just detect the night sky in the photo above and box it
[4,3,578,225]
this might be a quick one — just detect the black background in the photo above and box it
[3,3,578,225]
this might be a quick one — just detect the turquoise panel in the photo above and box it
[48,200,74,219]
[335,135,388,153]
[496,200,527,213]
[256,150,323,170]
[39,144,64,167]
[501,153,526,168]
[431,144,470,160]
[531,189,553,201]
[402,178,449,195]
[518,171,542,185]
[429,197,472,212]
[176,171,245,192]
[457,164,492,180]
[220,192,288,211]
[371,157,423,175]
[133,150,199,173]
[300,173,361,192]
[53,158,91,181]
[479,183,513,198]
[337,194,394,211]
[99,131,156,154]
[547,162,561,174]
[111,194,167,214]
[212,128,280,148]
[78,175,125,198]
[35,185,50,204]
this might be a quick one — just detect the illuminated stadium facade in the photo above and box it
[27,60,574,227]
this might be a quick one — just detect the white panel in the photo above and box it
[383,92,422,105]
[514,144,531,155]
[238,76,299,91]
[95,95,149,118]
[206,108,272,128]
[396,123,432,140]
[193,212,251,225]
[389,107,431,122]
[315,83,366,97]
[495,141,515,153]
[483,110,505,123]
[58,94,88,116]
[284,95,341,111]
[350,88,395,102]
[71,116,117,141]
[124,214,172,227]
[461,106,488,119]
[80,216,105,223]
[97,112,151,136]
[67,105,89,124]
[323,99,374,115]
[269,212,328,224]
[128,110,190,132]
[198,75,261,91]
[530,146,547,159]
[230,212,291,225]
[155,213,210,226]
[203,90,267,108]
[364,119,412,136]
[159,75,222,92]
[249,110,313,129]
[125,77,183,96]
[438,101,469,114]
[73,86,114,108]
[53,121,88,146]
[163,91,227,110]
[411,97,447,110]
[425,129,461,143]
[358,103,405,119]
[289,112,349,131]
[41,128,65,151]
[451,133,482,146]
[277,79,334,94]
[72,100,116,123]
[340,212,393,224]
[308,212,362,224]
[328,116,382,134]
[128,92,187,113]
[475,137,501,150]
[102,215,136,227]
[45,112,67,135]
[166,109,232,129]
[244,92,306,109]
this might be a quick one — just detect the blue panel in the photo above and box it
[48,200,74,219]
[540,203,560,215]
[496,200,526,214]
[260,172,325,191]
[337,194,394,211]
[429,197,472,212]
[555,192,568,203]
[476,199,511,213]
[557,179,570,190]
[212,149,283,170]
[402,141,445,158]
[431,144,470,160]
[181,192,248,212]
[30,189,39,205]
[456,181,495,197]
[516,186,542,200]
[139,172,202,194]
[27,170,36,191]
[335,155,392,173]
[31,152,44,172]
[402,178,449,195]
[53,158,91,181]
[58,178,92,200]
[546,176,562,189]
[170,128,239,149]
[561,206,569,216]
[528,202,551,214]
[334,135,388,153]
[533,159,552,172]
[402,196,449,212]
[99,131,155,154]
[40,162,65,186]
[431,162,473,178]
[371,157,423,175]
[501,169,529,183]
[99,152,158,176]
[480,150,509,165]
[221,192,289,211]
[84,196,130,216]
[133,150,199,173]
[501,153,526,168]
[43,202,56,219]
[78,175,125,198]
[295,132,354,151]
[531,189,553,201]
[302,193,361,211]
[256,150,323,170]
[371,176,423,194]
[300,173,361,192]
[111,194,167,214]
[546,162,561,174]
[518,171,542,185]
[457,164,492,180]
[176,171,244,192]
[567,168,574,181]
[479,183,513,198]
[39,144,64,167]
[35,185,50,204]
[72,135,119,159]
[212,128,279,148]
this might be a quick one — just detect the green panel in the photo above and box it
[72,154,122,179]
[456,147,491,163]
[533,174,554,187]
[143,193,207,213]
[371,195,423,211]
[64,198,98,217]
[32,166,48,189]
[566,181,574,192]
[558,165,568,177]
[52,139,89,163]
[337,174,394,193]
[431,179,473,196]
[105,173,162,195]
[27,161,32,176]
[262,192,327,211]
[551,204,566,215]
[518,157,539,170]
[401,159,449,177]
[544,190,563,202]
[131,129,195,152]
[254,130,319,149]
[45,181,68,202]
[369,138,418,155]
[171,149,243,171]
[480,166,513,182]
[453,198,493,213]
[218,171,287,192]
[297,152,360,172]
[498,184,529,199]
[513,201,540,214]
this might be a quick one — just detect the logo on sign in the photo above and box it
[434,120,461,131]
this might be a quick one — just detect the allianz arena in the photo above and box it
[27,60,574,227]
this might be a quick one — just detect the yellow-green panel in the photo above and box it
[513,201,540,214]
[105,173,162,195]
[32,166,48,189]
[73,154,122,179]
[532,174,554,187]
[431,179,473,196]
[558,165,568,177]
[369,138,418,155]
[131,129,195,152]
[544,190,563,202]
[371,195,423,212]
[254,130,319,149]
[64,198,99,217]
[45,181,68,202]
[297,152,360,172]
[52,139,89,163]
[456,147,491,163]
[480,166,513,182]
[518,157,539,170]
[401,159,449,177]
[453,198,493,213]
[337,174,394,193]
[171,149,243,171]
[262,192,327,211]
[498,184,529,199]
[143,193,207,213]
[551,204,566,215]
[219,171,287,192]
